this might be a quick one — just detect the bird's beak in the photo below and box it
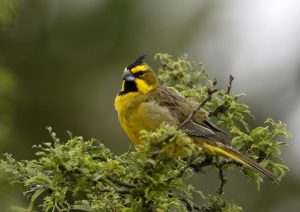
[122,70,135,82]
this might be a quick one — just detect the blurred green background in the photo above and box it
[0,0,299,211]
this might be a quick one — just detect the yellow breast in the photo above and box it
[115,92,177,144]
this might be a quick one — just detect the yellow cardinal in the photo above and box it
[115,55,279,183]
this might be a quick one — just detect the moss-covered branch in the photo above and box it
[0,53,291,211]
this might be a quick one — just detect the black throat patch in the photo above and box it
[118,80,138,95]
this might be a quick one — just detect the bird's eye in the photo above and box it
[135,72,145,77]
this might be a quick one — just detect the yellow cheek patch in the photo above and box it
[131,65,148,74]
[135,78,153,94]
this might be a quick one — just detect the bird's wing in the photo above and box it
[149,87,230,145]
[149,87,193,121]
[182,121,230,145]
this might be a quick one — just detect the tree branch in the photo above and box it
[217,165,226,195]
[190,156,213,172]
[190,158,242,195]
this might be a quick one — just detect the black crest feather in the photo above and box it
[127,54,147,70]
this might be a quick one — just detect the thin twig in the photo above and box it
[209,75,234,117]
[217,165,226,195]
[159,58,174,70]
[216,159,241,195]
[127,144,133,154]
[190,158,241,195]
[226,74,234,95]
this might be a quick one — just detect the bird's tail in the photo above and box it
[202,143,279,184]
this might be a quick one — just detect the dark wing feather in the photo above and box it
[202,120,226,134]
[182,121,215,138]
[182,121,230,145]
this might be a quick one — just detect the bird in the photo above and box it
[114,55,279,183]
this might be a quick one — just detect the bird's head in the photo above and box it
[118,55,159,95]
